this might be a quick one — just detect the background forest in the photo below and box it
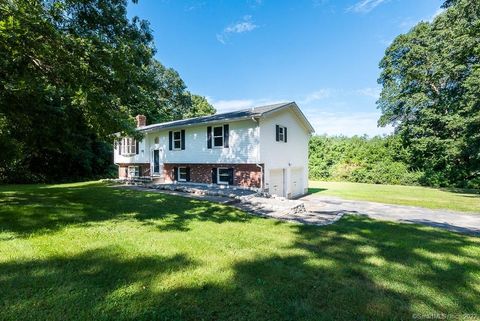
[310,0,479,189]
[0,0,215,183]
[1,0,479,189]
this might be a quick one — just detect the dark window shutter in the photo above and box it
[228,168,234,185]
[223,124,229,148]
[173,167,178,181]
[118,140,121,155]
[211,167,217,184]
[135,140,139,154]
[169,131,173,150]
[181,130,185,150]
[284,127,287,143]
[186,167,191,182]
[207,126,212,149]
[275,125,280,141]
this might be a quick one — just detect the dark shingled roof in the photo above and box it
[139,102,294,132]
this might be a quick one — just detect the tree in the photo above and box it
[186,95,216,118]
[377,0,480,187]
[0,0,203,182]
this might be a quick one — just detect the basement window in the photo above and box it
[178,167,187,182]
[128,166,139,177]
[217,168,230,185]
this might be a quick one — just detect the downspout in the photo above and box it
[252,116,263,192]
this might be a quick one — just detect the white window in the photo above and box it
[121,138,137,155]
[217,168,230,185]
[213,126,223,147]
[278,126,287,142]
[173,131,181,150]
[128,166,139,177]
[178,167,187,181]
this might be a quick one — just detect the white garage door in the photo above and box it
[269,169,285,197]
[290,167,304,198]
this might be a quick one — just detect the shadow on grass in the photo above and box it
[0,182,251,236]
[1,216,479,321]
[307,187,327,194]
[441,187,480,198]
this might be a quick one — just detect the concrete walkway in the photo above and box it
[116,185,480,235]
[299,194,480,235]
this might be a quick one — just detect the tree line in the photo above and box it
[310,0,479,189]
[0,0,215,183]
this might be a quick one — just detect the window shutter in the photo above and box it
[186,167,191,182]
[135,140,139,154]
[211,167,217,184]
[169,131,173,151]
[118,140,121,155]
[228,168,234,185]
[223,124,229,148]
[207,126,212,149]
[275,125,280,141]
[181,130,185,150]
[173,167,178,181]
[284,127,287,143]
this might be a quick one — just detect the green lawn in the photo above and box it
[309,180,480,213]
[0,181,479,321]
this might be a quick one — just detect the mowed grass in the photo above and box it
[0,182,479,321]
[309,180,480,213]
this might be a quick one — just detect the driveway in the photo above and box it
[299,194,480,235]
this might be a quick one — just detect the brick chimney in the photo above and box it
[135,114,146,128]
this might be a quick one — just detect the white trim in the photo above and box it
[278,125,287,142]
[212,125,224,148]
[173,130,182,150]
[178,166,187,182]
[128,165,139,178]
[217,167,230,185]
[121,137,137,156]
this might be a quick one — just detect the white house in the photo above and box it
[114,102,314,198]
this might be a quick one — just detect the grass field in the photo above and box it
[309,181,480,213]
[1,181,479,321]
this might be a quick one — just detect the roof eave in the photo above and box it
[138,115,260,133]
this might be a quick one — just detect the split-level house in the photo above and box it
[114,102,314,198]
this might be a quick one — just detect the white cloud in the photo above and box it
[347,0,387,13]
[207,97,284,113]
[207,86,390,136]
[217,15,258,44]
[356,87,381,99]
[300,89,332,104]
[307,111,393,137]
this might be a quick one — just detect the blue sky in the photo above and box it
[128,0,443,136]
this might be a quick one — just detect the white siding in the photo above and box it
[115,119,260,166]
[259,108,310,197]
[113,138,149,164]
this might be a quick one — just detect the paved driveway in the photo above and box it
[299,194,480,235]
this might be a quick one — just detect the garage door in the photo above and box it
[269,169,284,197]
[290,167,304,198]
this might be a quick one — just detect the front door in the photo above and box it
[153,149,160,175]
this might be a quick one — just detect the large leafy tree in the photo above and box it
[186,95,216,118]
[0,0,206,182]
[377,0,480,187]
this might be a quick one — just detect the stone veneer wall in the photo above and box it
[163,163,263,188]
